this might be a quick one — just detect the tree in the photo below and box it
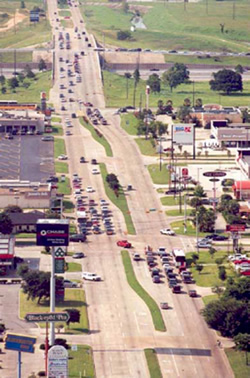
[133,68,140,107]
[234,333,250,366]
[212,285,224,297]
[162,63,190,92]
[210,69,243,94]
[196,264,204,274]
[20,1,26,8]
[8,77,19,89]
[177,106,191,122]
[223,277,250,302]
[17,264,29,278]
[189,197,202,209]
[147,74,161,93]
[124,72,131,99]
[64,309,81,327]
[195,98,203,108]
[218,266,227,281]
[0,212,13,234]
[3,205,23,214]
[183,98,191,107]
[235,64,244,74]
[192,253,199,264]
[17,72,25,83]
[242,109,250,123]
[193,185,206,198]
[38,59,47,71]
[117,30,131,41]
[24,65,35,78]
[209,247,216,259]
[0,75,6,86]
[122,0,129,13]
[192,206,216,232]
[1,87,6,94]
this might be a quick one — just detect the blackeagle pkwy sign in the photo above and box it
[25,312,70,323]
[203,171,226,178]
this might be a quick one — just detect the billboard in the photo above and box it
[226,224,246,232]
[36,219,69,247]
[5,333,36,354]
[172,124,194,145]
[30,11,39,22]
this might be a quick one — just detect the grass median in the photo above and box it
[69,345,95,378]
[66,262,82,272]
[144,349,163,378]
[100,163,136,235]
[170,219,208,237]
[148,164,169,185]
[55,162,69,174]
[121,251,166,332]
[54,138,66,157]
[57,176,71,195]
[161,196,184,207]
[135,138,157,156]
[225,348,249,378]
[20,289,89,334]
[80,118,113,157]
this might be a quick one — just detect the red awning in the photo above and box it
[233,181,250,190]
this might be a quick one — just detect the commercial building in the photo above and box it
[211,120,250,148]
[233,181,250,200]
[0,235,15,274]
[191,105,242,127]
[0,109,45,134]
[8,210,45,233]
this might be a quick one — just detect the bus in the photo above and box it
[172,249,186,267]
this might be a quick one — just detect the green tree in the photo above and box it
[212,285,224,297]
[3,205,23,214]
[17,72,25,83]
[1,86,6,94]
[124,72,131,99]
[117,30,131,41]
[0,212,13,234]
[210,69,243,94]
[233,333,250,366]
[147,73,161,93]
[183,98,191,107]
[24,65,35,78]
[235,64,244,74]
[122,0,129,13]
[20,1,26,9]
[193,185,206,198]
[195,98,203,108]
[38,59,47,71]
[209,247,217,259]
[133,68,140,107]
[8,77,19,89]
[0,75,6,86]
[192,253,199,264]
[242,109,250,123]
[189,197,202,209]
[17,264,29,278]
[64,308,81,327]
[196,264,204,274]
[218,266,227,281]
[177,106,191,122]
[162,63,190,92]
[223,277,250,302]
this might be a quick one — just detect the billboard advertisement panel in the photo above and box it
[36,219,69,247]
[173,124,194,145]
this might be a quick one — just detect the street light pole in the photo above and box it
[196,211,199,254]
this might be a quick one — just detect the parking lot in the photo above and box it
[0,135,54,182]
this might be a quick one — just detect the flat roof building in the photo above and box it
[0,109,45,134]
[211,121,250,148]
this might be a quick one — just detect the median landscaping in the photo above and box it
[121,251,166,332]
[69,345,95,377]
[148,164,169,185]
[99,163,136,235]
[144,349,163,378]
[80,118,113,157]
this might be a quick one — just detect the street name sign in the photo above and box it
[203,171,226,178]
[25,312,69,323]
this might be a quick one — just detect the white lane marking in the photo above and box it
[134,311,140,333]
[170,349,180,377]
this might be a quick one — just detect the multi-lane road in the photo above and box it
[46,1,234,377]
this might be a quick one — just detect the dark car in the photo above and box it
[91,159,97,165]
[205,234,228,241]
[80,156,85,163]
[152,275,161,283]
[70,234,87,243]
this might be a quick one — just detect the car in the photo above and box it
[86,186,94,193]
[157,247,166,255]
[42,136,54,141]
[189,289,197,297]
[80,156,85,163]
[61,106,66,111]
[72,252,85,259]
[92,168,99,175]
[196,241,211,248]
[160,302,169,309]
[228,254,247,261]
[91,159,97,164]
[82,272,101,281]
[172,285,181,293]
[152,275,161,283]
[117,240,132,248]
[160,228,175,236]
[70,234,87,243]
[65,131,71,136]
[205,234,228,241]
[58,154,68,160]
[64,279,77,288]
[133,253,141,261]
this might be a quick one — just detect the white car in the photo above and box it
[82,272,101,281]
[58,154,68,160]
[160,228,175,236]
[86,186,94,193]
[92,168,99,175]
[228,254,247,261]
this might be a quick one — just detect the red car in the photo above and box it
[117,240,132,248]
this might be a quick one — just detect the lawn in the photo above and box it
[59,10,71,17]
[190,264,233,287]
[61,19,74,28]
[15,233,36,239]
[202,294,219,306]
[57,176,71,195]
[148,164,170,185]
[164,53,250,68]
[144,349,163,378]
[186,250,228,265]
[165,208,192,216]
[161,196,184,207]
[51,116,62,123]
[103,70,250,108]
[121,251,166,332]
[80,118,113,157]
[225,348,250,378]
[82,2,250,52]
[54,138,66,157]
[0,71,51,103]
[170,219,208,237]
[69,345,95,378]
[20,289,89,334]
[66,262,82,272]
[99,163,136,235]
[55,162,69,174]
[0,51,32,63]
[63,200,75,213]
[50,125,63,136]
[120,114,138,135]
[135,138,157,156]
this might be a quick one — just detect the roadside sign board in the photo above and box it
[30,11,39,22]
[55,258,65,273]
[48,345,68,378]
[5,333,36,354]
[36,219,69,247]
[203,171,226,178]
[25,312,69,323]
[182,168,189,177]
[54,246,66,257]
[173,124,194,145]
[226,224,246,232]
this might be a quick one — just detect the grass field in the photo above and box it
[148,164,169,185]
[61,19,74,28]
[202,294,219,306]
[69,345,95,378]
[190,264,233,287]
[20,289,89,334]
[57,176,71,195]
[164,54,250,68]
[121,114,138,135]
[170,219,208,237]
[103,70,250,108]
[161,196,184,207]
[59,10,71,17]
[0,71,51,103]
[99,163,136,234]
[81,1,250,52]
[63,200,75,213]
[50,124,63,136]
[51,116,62,123]
[80,118,113,157]
[144,349,163,378]
[66,262,82,272]
[165,208,192,216]
[121,250,166,332]
[135,138,156,156]
[186,250,228,265]
[0,51,32,63]
[54,138,66,157]
[225,348,250,378]
[55,161,69,173]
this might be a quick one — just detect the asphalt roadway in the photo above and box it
[46,0,234,377]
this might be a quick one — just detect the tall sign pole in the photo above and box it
[145,85,150,139]
[50,247,56,346]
